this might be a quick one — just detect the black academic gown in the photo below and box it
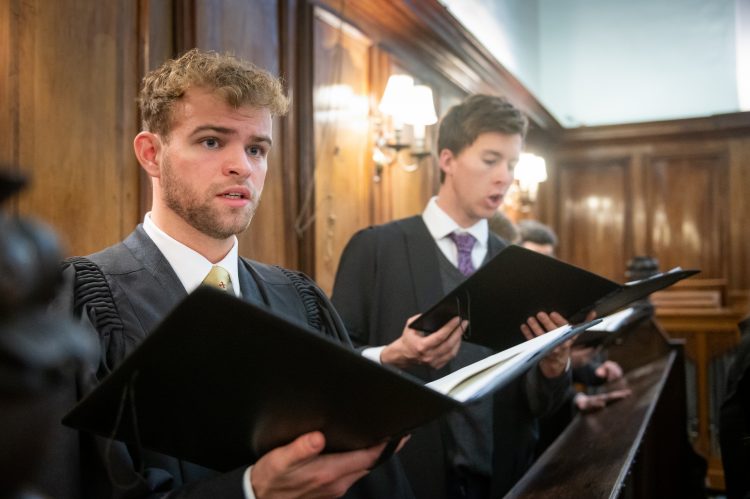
[37,225,413,499]
[331,216,570,499]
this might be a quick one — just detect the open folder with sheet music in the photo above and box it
[408,245,699,352]
[63,286,599,473]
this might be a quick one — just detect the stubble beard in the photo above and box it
[161,158,259,240]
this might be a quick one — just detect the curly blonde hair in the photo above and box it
[139,48,289,136]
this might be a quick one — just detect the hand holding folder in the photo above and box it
[409,245,699,352]
[63,287,599,472]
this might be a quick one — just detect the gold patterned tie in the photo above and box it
[202,265,233,293]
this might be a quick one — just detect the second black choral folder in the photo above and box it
[409,245,699,352]
[63,286,596,472]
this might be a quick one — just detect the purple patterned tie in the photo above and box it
[449,232,477,276]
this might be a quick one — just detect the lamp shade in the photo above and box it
[403,85,438,126]
[514,153,547,188]
[378,75,414,121]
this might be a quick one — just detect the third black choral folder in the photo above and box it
[409,245,699,352]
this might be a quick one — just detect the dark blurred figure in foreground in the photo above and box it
[0,170,94,499]
[721,314,750,499]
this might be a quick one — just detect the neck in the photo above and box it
[435,186,479,228]
[150,204,234,263]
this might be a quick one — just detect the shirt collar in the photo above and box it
[422,196,488,246]
[142,213,240,296]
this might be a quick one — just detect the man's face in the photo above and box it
[157,87,272,240]
[440,131,522,227]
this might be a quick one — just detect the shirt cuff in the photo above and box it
[361,346,386,364]
[243,466,257,499]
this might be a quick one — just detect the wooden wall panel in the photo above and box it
[195,0,279,73]
[312,10,373,294]
[728,137,750,293]
[644,152,728,279]
[557,158,631,281]
[0,0,17,212]
[549,114,750,301]
[192,0,293,268]
[6,0,141,256]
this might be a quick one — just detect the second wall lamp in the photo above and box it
[373,74,438,176]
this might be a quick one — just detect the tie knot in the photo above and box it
[449,232,477,253]
[202,265,233,293]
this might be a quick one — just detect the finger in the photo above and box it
[585,310,597,322]
[520,323,534,341]
[317,441,385,474]
[604,361,624,380]
[535,312,558,332]
[572,345,594,356]
[525,316,545,337]
[589,398,607,409]
[422,320,464,366]
[282,431,326,468]
[310,467,372,499]
[306,451,383,499]
[418,316,462,346]
[603,388,632,401]
[404,313,422,327]
[548,311,568,327]
[437,323,465,365]
[260,431,326,482]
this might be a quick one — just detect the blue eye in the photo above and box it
[203,138,220,149]
[247,145,267,157]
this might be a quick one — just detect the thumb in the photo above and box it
[595,365,607,378]
[280,431,326,467]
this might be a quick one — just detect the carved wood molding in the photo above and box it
[560,112,750,144]
[309,0,562,133]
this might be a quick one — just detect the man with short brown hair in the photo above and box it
[57,48,414,499]
[333,94,572,498]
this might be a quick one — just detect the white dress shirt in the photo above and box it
[422,196,488,270]
[142,213,241,297]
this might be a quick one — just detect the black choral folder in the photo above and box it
[63,286,597,472]
[409,245,699,352]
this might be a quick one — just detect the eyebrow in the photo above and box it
[189,125,273,147]
[482,150,504,157]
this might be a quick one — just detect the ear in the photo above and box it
[438,148,455,179]
[133,131,163,178]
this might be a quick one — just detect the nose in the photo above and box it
[496,160,513,186]
[223,146,253,178]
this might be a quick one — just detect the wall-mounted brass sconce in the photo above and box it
[373,74,438,180]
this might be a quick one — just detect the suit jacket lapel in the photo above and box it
[123,225,188,308]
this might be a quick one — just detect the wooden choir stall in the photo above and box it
[506,306,701,498]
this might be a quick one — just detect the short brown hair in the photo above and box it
[138,48,289,136]
[518,219,558,247]
[437,94,528,182]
